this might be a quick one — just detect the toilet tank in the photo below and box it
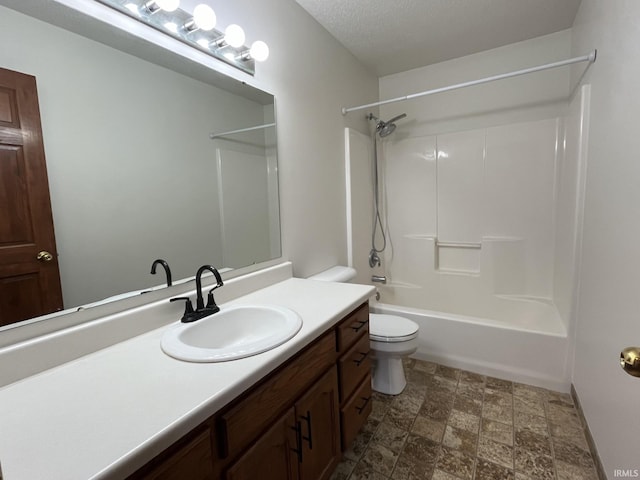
[307,266,357,283]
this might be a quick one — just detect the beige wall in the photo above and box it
[571,0,640,475]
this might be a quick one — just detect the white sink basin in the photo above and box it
[161,305,303,362]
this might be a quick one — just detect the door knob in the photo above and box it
[36,251,53,262]
[620,347,640,377]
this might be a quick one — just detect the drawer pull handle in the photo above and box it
[352,351,370,366]
[301,410,313,450]
[356,396,371,414]
[350,319,368,333]
[290,421,303,462]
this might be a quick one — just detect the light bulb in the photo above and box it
[156,0,179,12]
[193,4,216,31]
[224,24,245,48]
[249,41,269,62]
[164,22,178,33]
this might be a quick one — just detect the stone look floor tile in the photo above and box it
[513,383,547,401]
[400,433,441,471]
[330,361,596,480]
[486,377,513,393]
[514,429,552,457]
[413,359,438,374]
[482,402,513,425]
[484,390,513,409]
[452,395,482,417]
[420,399,453,423]
[474,459,515,480]
[448,410,480,433]
[514,447,555,480]
[456,381,484,399]
[435,446,475,480]
[556,459,599,480]
[350,461,392,480]
[431,469,463,480]
[552,438,594,469]
[514,411,548,436]
[344,419,380,461]
[390,457,433,479]
[427,375,458,393]
[546,403,581,429]
[548,422,589,451]
[435,365,461,381]
[385,405,419,431]
[330,458,357,480]
[411,415,446,443]
[459,370,485,385]
[477,436,514,469]
[513,396,545,417]
[481,418,514,446]
[374,422,410,454]
[360,442,399,477]
[442,425,478,456]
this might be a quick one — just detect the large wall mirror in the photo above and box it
[0,1,281,329]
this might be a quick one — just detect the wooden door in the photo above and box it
[225,407,300,480]
[0,67,63,327]
[296,366,341,480]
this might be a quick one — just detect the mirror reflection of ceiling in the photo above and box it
[0,2,280,326]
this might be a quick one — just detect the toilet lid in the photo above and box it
[369,313,419,342]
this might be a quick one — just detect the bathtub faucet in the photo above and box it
[371,275,387,284]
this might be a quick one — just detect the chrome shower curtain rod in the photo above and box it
[341,50,597,115]
[210,122,276,139]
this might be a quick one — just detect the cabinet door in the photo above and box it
[296,367,340,480]
[128,429,213,480]
[225,407,299,480]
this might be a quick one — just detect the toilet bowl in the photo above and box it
[369,313,419,395]
[308,266,420,395]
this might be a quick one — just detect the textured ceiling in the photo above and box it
[295,0,582,76]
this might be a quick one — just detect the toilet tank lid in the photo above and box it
[307,266,357,282]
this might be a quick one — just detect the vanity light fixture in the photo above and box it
[144,0,180,13]
[236,41,270,63]
[212,24,245,48]
[95,0,270,75]
[183,4,216,32]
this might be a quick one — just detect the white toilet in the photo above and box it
[308,266,419,395]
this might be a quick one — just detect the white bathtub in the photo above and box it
[371,301,571,392]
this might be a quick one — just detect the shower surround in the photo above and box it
[345,32,590,390]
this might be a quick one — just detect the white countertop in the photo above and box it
[0,278,374,480]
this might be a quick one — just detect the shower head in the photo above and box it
[367,113,407,138]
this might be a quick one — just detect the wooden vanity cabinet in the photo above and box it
[225,407,299,480]
[336,303,372,451]
[127,427,214,480]
[225,367,340,480]
[127,302,371,480]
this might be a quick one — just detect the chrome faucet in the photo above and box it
[150,258,172,287]
[371,275,387,284]
[170,265,224,323]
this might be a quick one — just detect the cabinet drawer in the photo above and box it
[338,333,371,403]
[340,377,372,451]
[220,331,337,457]
[336,303,369,353]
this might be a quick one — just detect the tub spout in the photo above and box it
[371,275,387,284]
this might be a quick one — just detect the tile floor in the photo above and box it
[331,358,599,480]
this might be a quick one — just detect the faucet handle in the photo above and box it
[170,297,194,318]
[205,289,221,314]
